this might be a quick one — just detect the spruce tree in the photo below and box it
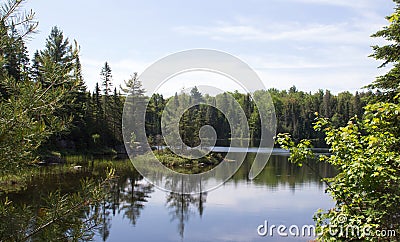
[368,1,400,102]
[100,62,113,96]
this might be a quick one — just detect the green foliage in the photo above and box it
[0,0,36,98]
[277,3,400,240]
[276,133,315,167]
[277,107,400,241]
[0,2,115,240]
[100,62,113,96]
[0,169,116,241]
[367,2,400,102]
[0,76,70,168]
[0,1,79,171]
[34,26,89,152]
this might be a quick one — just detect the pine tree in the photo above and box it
[67,55,89,149]
[190,86,204,103]
[3,27,30,82]
[368,3,400,102]
[31,50,42,82]
[98,62,114,146]
[0,0,73,168]
[93,82,104,145]
[350,91,363,117]
[35,26,83,151]
[112,87,123,145]
[43,27,72,63]
[120,73,147,151]
[100,62,113,96]
[38,26,78,88]
[0,22,32,99]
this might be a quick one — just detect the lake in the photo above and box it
[3,152,336,242]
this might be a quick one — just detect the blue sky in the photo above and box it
[24,0,395,96]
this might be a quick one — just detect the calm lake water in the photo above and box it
[4,151,336,242]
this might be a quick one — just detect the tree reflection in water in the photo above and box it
[1,155,335,241]
[97,168,154,241]
[120,179,154,225]
[165,192,207,239]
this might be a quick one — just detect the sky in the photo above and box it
[23,0,395,96]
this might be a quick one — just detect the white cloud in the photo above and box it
[80,0,392,96]
[174,20,384,46]
[171,6,391,94]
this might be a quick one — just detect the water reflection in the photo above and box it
[98,169,155,241]
[166,192,207,239]
[96,154,335,241]
[233,154,336,191]
[1,154,336,242]
[108,175,154,225]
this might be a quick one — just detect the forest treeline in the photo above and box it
[1,25,371,156]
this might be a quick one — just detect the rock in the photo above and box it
[73,165,82,170]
